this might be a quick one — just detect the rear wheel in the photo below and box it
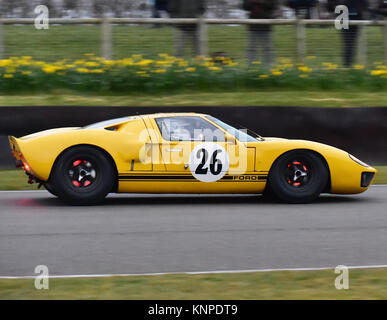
[44,183,58,197]
[51,146,116,205]
[267,150,329,203]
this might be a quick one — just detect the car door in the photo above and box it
[152,116,255,181]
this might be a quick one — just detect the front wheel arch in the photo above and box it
[49,144,119,193]
[265,149,331,195]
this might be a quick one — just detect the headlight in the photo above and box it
[349,154,370,168]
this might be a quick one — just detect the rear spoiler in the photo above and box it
[8,136,21,160]
[8,136,37,183]
[8,136,24,169]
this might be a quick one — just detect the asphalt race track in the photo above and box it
[0,187,387,277]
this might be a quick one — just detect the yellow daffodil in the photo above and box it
[371,70,387,76]
[0,59,13,67]
[322,62,338,70]
[43,66,58,73]
[103,60,116,66]
[121,58,134,66]
[201,62,214,67]
[298,66,312,73]
[136,59,153,67]
[74,59,87,65]
[76,68,90,73]
[90,69,104,73]
[85,62,100,67]
[271,70,283,76]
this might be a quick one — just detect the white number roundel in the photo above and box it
[189,143,230,183]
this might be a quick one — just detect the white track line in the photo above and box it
[2,264,387,279]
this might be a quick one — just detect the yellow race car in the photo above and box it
[9,112,377,205]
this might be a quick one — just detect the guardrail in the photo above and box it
[0,17,386,64]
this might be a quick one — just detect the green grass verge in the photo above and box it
[0,167,386,191]
[1,268,387,299]
[0,170,38,190]
[1,90,387,107]
[3,25,385,66]
[375,166,387,185]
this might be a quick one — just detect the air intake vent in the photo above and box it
[361,172,375,188]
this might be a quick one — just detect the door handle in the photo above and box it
[166,149,183,152]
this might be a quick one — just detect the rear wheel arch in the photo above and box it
[49,144,119,192]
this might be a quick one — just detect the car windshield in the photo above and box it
[156,116,225,141]
[83,117,131,129]
[206,116,262,142]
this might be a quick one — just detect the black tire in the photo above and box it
[44,183,58,197]
[267,150,329,204]
[51,146,116,205]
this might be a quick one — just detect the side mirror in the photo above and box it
[225,133,237,145]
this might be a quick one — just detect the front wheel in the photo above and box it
[50,146,116,205]
[267,150,329,203]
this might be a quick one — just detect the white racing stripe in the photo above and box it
[2,264,387,279]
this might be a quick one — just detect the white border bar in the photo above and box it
[2,264,387,279]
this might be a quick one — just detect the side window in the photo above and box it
[155,117,225,142]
